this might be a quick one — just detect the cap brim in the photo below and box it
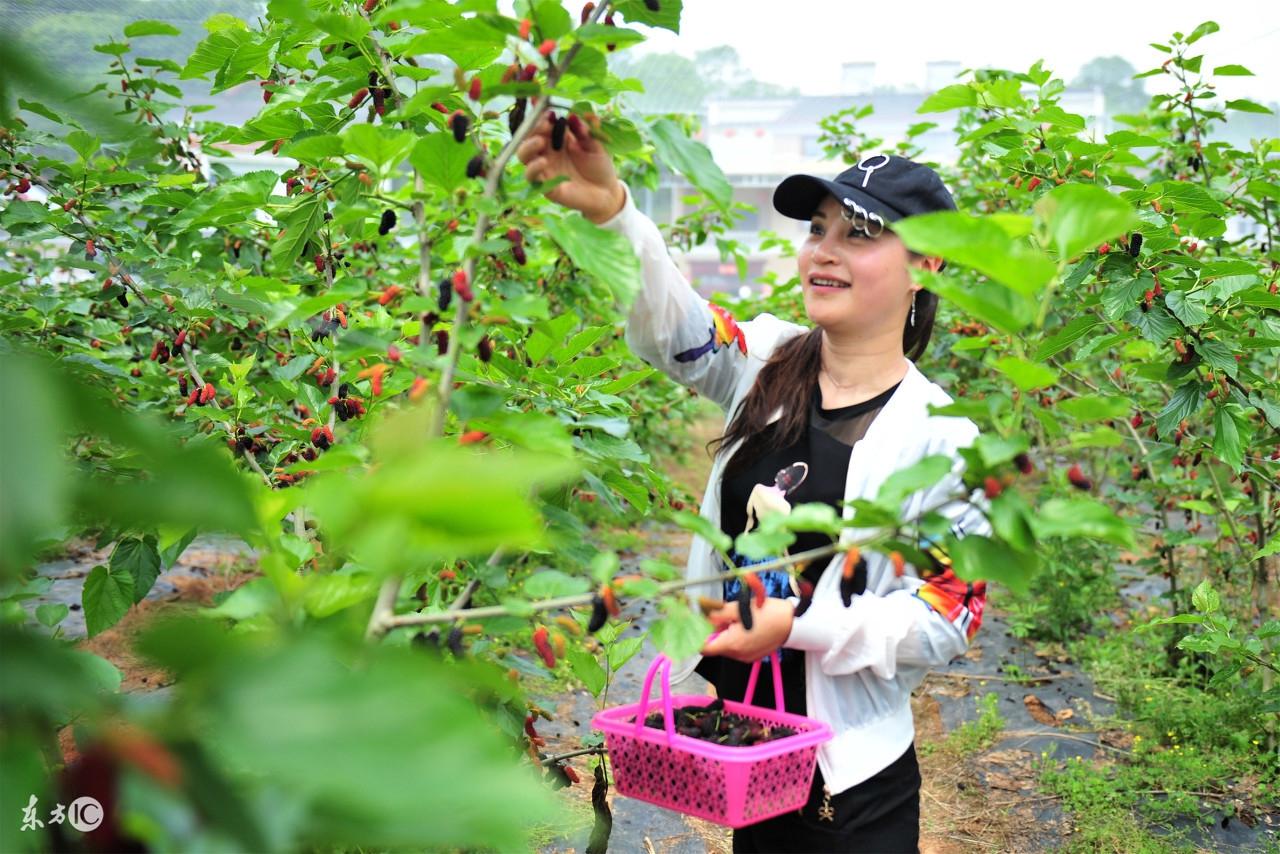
[772,175,903,224]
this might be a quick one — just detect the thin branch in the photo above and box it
[539,745,605,766]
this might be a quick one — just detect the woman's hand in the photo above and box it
[701,597,795,663]
[516,112,624,224]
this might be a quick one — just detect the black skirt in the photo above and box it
[731,742,921,854]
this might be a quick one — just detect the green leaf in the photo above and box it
[1225,99,1273,115]
[399,18,509,69]
[1033,316,1101,361]
[18,99,64,124]
[1034,183,1138,261]
[342,124,416,173]
[272,193,326,270]
[1125,304,1181,345]
[65,130,100,161]
[1185,20,1219,43]
[648,600,712,662]
[280,134,345,164]
[993,357,1058,391]
[613,0,682,33]
[893,212,1055,295]
[1030,498,1135,548]
[1190,579,1220,614]
[1164,290,1210,326]
[876,454,953,509]
[1057,394,1129,422]
[567,648,606,696]
[949,535,1033,593]
[300,572,381,618]
[35,603,69,628]
[1213,64,1254,76]
[410,133,472,194]
[1212,404,1245,472]
[83,564,134,637]
[109,536,162,604]
[1156,382,1202,438]
[973,434,1029,468]
[0,354,70,576]
[918,84,977,113]
[606,635,645,672]
[543,214,641,304]
[1153,181,1225,215]
[524,570,591,599]
[123,19,182,37]
[648,119,732,210]
[668,510,732,555]
[918,270,1036,334]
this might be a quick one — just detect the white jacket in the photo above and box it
[601,185,991,794]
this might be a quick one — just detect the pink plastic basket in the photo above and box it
[591,639,833,828]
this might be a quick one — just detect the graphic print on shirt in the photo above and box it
[912,537,987,641]
[673,303,748,363]
[723,462,808,607]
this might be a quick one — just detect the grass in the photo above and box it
[920,692,1005,759]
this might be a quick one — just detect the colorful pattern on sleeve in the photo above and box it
[912,539,987,642]
[674,304,747,363]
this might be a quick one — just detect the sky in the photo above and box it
[631,0,1280,102]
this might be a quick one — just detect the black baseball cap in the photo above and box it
[773,154,956,227]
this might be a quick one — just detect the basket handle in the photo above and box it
[634,632,786,743]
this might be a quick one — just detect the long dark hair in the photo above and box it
[714,284,938,461]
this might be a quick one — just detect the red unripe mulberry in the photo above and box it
[459,430,488,445]
[378,285,403,305]
[468,77,482,101]
[1067,463,1092,491]
[538,39,556,57]
[889,551,906,577]
[348,88,369,109]
[452,269,473,301]
[199,384,217,404]
[983,476,1003,499]
[532,626,556,668]
[519,18,532,40]
[174,329,187,349]
[1025,176,1041,192]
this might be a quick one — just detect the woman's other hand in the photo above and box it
[516,112,624,224]
[701,597,795,663]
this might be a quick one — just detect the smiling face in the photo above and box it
[797,195,925,341]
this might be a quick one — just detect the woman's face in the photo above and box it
[796,195,923,339]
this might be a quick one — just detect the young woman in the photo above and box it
[520,116,990,853]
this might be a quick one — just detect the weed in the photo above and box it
[921,692,1004,758]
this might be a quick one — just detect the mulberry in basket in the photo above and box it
[591,637,833,828]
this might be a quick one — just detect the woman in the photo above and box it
[520,116,990,853]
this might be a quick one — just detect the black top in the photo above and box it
[696,379,900,715]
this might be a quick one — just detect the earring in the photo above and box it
[909,292,917,328]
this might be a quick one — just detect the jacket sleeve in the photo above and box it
[599,183,755,412]
[784,422,992,680]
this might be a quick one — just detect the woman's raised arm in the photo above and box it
[518,113,758,411]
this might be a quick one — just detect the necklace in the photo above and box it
[820,367,859,391]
